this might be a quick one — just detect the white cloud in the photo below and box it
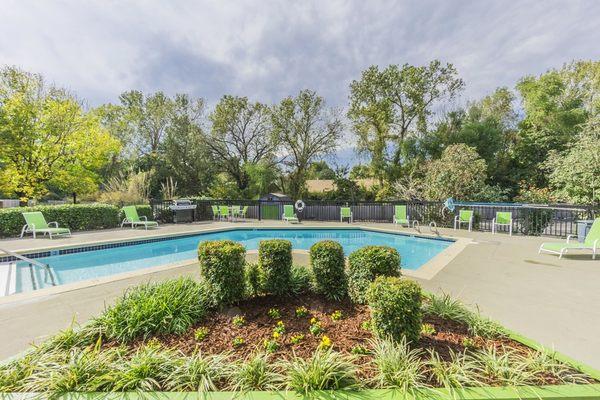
[1,0,598,110]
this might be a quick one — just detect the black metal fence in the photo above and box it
[150,199,597,238]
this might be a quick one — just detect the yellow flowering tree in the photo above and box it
[0,67,120,200]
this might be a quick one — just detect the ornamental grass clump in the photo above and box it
[347,246,401,304]
[21,347,121,395]
[198,240,246,306]
[424,293,505,339]
[310,240,347,300]
[259,239,293,296]
[370,337,426,391]
[112,343,178,391]
[227,353,281,392]
[289,264,312,295]
[93,277,208,343]
[426,349,481,389]
[281,349,358,394]
[366,276,422,343]
[166,352,229,392]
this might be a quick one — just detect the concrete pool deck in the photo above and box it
[1,220,599,370]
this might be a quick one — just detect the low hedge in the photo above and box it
[0,203,118,237]
[259,239,293,296]
[310,240,347,300]
[0,203,155,237]
[348,246,401,304]
[198,240,246,306]
[366,276,422,343]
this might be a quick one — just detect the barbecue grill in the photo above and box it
[169,199,197,223]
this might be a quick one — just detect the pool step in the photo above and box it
[0,262,17,297]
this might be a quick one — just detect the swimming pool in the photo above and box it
[13,228,452,294]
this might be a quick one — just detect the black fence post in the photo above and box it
[258,200,262,221]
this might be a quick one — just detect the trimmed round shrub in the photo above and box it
[259,239,293,296]
[347,246,401,304]
[198,240,246,306]
[310,240,347,300]
[366,276,422,343]
[93,277,208,343]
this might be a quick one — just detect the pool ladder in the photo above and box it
[0,247,56,290]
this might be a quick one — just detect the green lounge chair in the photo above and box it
[20,211,71,239]
[492,211,512,235]
[393,205,410,227]
[340,207,353,223]
[219,205,230,221]
[282,204,299,223]
[238,205,249,219]
[121,206,159,230]
[211,205,220,220]
[454,209,474,232]
[231,205,241,221]
[539,218,600,259]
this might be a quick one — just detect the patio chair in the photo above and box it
[231,205,241,222]
[454,209,474,232]
[219,205,230,221]
[340,207,353,223]
[282,204,299,223]
[492,211,512,235]
[238,205,249,219]
[539,218,600,259]
[393,205,410,227]
[20,211,71,239]
[211,205,220,220]
[121,206,159,230]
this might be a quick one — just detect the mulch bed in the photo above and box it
[111,294,593,386]
[153,294,537,360]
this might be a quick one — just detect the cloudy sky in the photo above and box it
[2,0,599,110]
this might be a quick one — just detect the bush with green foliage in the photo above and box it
[245,262,262,297]
[0,203,123,237]
[92,278,208,343]
[258,239,292,296]
[198,240,246,306]
[366,276,422,343]
[347,246,401,304]
[290,264,312,295]
[309,240,347,300]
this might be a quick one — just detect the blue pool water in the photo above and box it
[16,229,452,292]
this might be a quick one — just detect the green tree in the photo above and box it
[0,66,120,200]
[513,62,598,187]
[348,61,464,183]
[161,94,216,196]
[423,144,487,201]
[271,90,343,199]
[307,161,336,180]
[206,95,276,193]
[545,117,600,204]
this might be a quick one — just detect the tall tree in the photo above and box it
[545,117,600,204]
[118,90,175,156]
[161,94,216,196]
[0,66,120,200]
[423,144,487,201]
[272,90,343,199]
[513,62,598,187]
[206,95,276,192]
[348,61,464,183]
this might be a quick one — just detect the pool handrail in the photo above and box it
[0,247,56,288]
